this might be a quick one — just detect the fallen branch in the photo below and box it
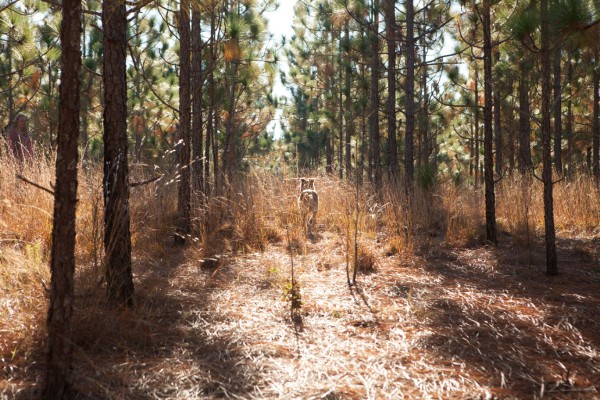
[130,175,162,188]
[16,174,55,196]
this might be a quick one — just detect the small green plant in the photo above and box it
[25,241,43,264]
[416,164,437,190]
[281,279,303,311]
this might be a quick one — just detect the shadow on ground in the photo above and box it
[10,244,264,399]
[416,235,600,397]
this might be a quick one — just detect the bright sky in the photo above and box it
[264,0,297,138]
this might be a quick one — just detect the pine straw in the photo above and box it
[1,170,600,398]
[5,229,599,399]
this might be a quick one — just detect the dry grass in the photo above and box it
[1,154,599,399]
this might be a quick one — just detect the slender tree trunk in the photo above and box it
[360,56,367,184]
[593,62,599,179]
[493,49,502,176]
[507,103,515,175]
[43,2,81,398]
[344,23,352,179]
[7,36,14,124]
[192,9,204,200]
[103,0,134,305]
[326,30,334,176]
[474,67,480,187]
[223,60,239,181]
[541,0,558,275]
[206,9,216,198]
[553,47,563,174]
[405,0,415,189]
[483,0,497,244]
[177,0,192,244]
[213,105,219,195]
[519,60,532,174]
[385,0,397,178]
[566,48,573,175]
[421,41,430,168]
[371,0,381,190]
[338,33,344,179]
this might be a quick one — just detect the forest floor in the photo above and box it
[3,224,600,399]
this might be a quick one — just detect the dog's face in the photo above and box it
[300,178,315,192]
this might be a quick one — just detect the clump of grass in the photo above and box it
[354,242,377,273]
[439,183,485,246]
[496,174,600,238]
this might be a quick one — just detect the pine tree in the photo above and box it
[103,0,134,305]
[44,0,82,397]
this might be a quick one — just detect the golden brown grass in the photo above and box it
[1,154,599,399]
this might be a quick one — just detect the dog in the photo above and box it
[298,178,319,235]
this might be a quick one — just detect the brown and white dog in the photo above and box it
[298,178,319,235]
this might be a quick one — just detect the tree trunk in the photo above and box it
[192,9,204,200]
[566,48,573,175]
[519,60,532,174]
[177,0,192,244]
[508,104,515,175]
[370,0,381,190]
[493,49,502,176]
[385,0,397,178]
[483,0,497,245]
[360,54,367,184]
[344,23,352,179]
[405,0,415,189]
[223,60,240,181]
[206,8,216,198]
[213,105,219,195]
[338,32,344,179]
[474,67,480,187]
[541,0,558,275]
[103,0,134,305]
[43,2,81,398]
[553,47,563,174]
[420,37,430,168]
[593,62,599,179]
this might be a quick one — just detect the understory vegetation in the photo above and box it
[1,155,599,398]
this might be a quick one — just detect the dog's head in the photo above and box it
[300,178,316,192]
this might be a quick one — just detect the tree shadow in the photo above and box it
[13,246,266,399]
[416,235,600,397]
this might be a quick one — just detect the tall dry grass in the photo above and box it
[1,148,599,396]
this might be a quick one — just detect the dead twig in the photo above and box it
[16,174,55,196]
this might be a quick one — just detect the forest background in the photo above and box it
[1,0,600,398]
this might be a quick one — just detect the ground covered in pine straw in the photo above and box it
[2,226,600,399]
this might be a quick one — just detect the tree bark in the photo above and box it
[43,2,81,398]
[566,48,573,175]
[370,0,381,190]
[553,48,563,174]
[483,0,497,244]
[593,63,600,179]
[344,22,352,179]
[507,104,515,175]
[338,30,344,179]
[206,8,216,197]
[103,0,134,305]
[385,0,397,178]
[474,67,480,187]
[541,0,558,275]
[192,9,204,200]
[493,49,502,176]
[405,0,415,189]
[518,60,532,174]
[177,0,192,244]
[420,35,430,168]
